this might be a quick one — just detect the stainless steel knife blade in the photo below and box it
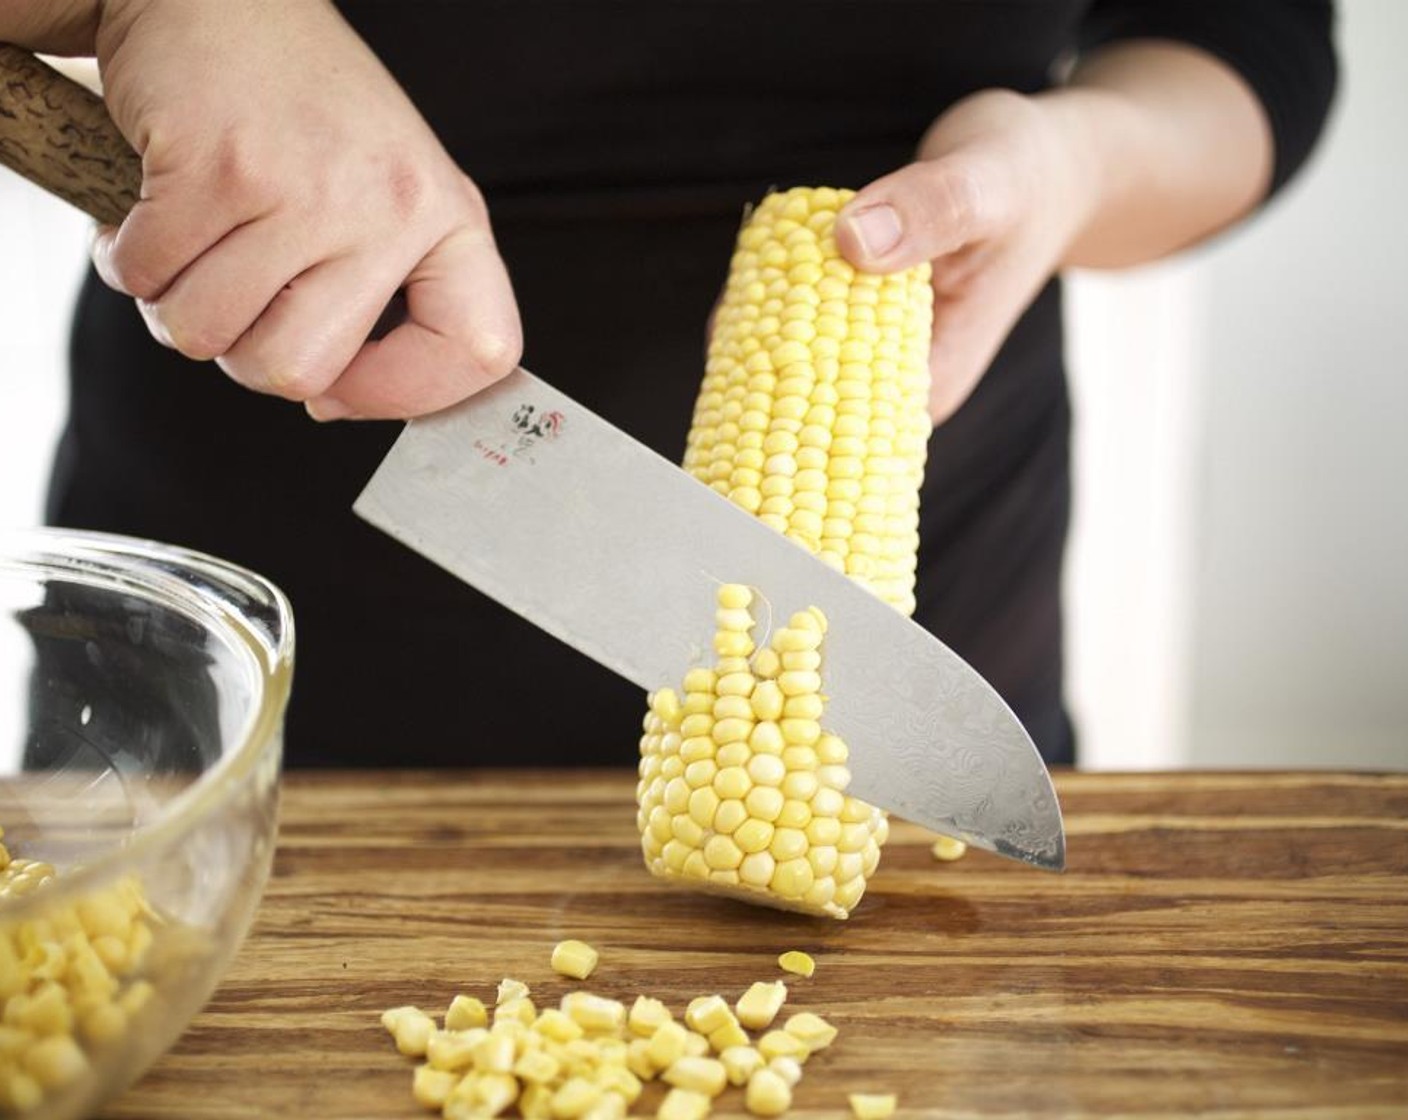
[355,367,1064,870]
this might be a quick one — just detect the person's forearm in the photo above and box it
[1043,39,1274,269]
[0,0,100,54]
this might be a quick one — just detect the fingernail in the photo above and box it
[843,204,902,259]
[305,397,357,422]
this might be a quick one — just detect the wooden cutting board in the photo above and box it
[100,770,1408,1118]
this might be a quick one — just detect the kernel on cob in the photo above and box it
[635,187,934,918]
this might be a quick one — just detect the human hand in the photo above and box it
[89,0,520,420]
[835,89,1098,425]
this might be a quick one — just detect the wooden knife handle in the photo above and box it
[0,44,139,225]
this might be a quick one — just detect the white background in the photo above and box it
[2,0,1405,771]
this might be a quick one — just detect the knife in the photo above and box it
[1,45,1064,870]
[355,370,1065,870]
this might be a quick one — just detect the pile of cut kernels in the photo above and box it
[381,941,897,1120]
[637,586,888,919]
[0,827,158,1113]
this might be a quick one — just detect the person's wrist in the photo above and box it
[1031,85,1138,268]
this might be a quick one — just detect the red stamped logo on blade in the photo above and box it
[473,403,565,467]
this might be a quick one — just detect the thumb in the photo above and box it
[836,155,1001,273]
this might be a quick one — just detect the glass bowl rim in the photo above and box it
[0,526,293,919]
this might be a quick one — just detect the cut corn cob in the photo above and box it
[636,586,890,918]
[636,186,932,918]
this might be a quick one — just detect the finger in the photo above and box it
[90,166,259,301]
[140,215,324,363]
[926,255,1043,425]
[836,154,1010,274]
[303,225,521,420]
[215,251,400,403]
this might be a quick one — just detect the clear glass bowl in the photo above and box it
[0,529,292,1118]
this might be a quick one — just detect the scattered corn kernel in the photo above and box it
[628,996,672,1037]
[658,1087,712,1120]
[720,1044,765,1087]
[849,1092,898,1120]
[497,977,531,1005]
[411,1063,459,1109]
[663,1056,727,1097]
[736,982,787,1031]
[552,940,600,981]
[783,1011,837,1054]
[776,952,815,978]
[446,994,489,1030]
[685,995,734,1036]
[931,836,968,861]
[745,1067,792,1117]
[757,1030,808,1063]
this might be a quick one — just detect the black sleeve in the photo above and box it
[1078,1,1338,196]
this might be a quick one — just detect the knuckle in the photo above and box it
[380,150,431,223]
[260,351,338,402]
[454,173,490,226]
[209,127,274,212]
[928,164,986,241]
[108,244,164,301]
[471,329,523,381]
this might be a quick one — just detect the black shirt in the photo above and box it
[49,0,1336,768]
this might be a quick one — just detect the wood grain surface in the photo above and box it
[100,770,1408,1119]
[0,45,139,225]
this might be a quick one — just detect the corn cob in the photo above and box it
[636,186,934,919]
[684,186,933,613]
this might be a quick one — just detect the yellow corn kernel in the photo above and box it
[628,995,673,1037]
[647,1020,689,1070]
[519,1082,555,1120]
[535,1008,585,1044]
[561,993,626,1034]
[745,1067,792,1117]
[383,1006,435,1057]
[582,1092,629,1120]
[21,1033,88,1089]
[662,1056,727,1097]
[513,1048,562,1084]
[80,1002,127,1045]
[0,1070,43,1112]
[410,1063,459,1109]
[768,1056,804,1088]
[497,978,531,1005]
[784,1011,837,1053]
[597,1065,643,1104]
[931,835,968,861]
[551,939,600,981]
[757,1029,808,1063]
[551,1076,603,1119]
[626,1037,656,1080]
[720,1044,765,1086]
[446,994,489,1031]
[849,1093,898,1120]
[496,996,538,1027]
[735,982,787,1031]
[684,995,734,1036]
[471,1029,517,1074]
[777,951,815,978]
[427,1028,484,1072]
[658,1087,712,1120]
[469,1071,521,1115]
[708,1020,750,1053]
